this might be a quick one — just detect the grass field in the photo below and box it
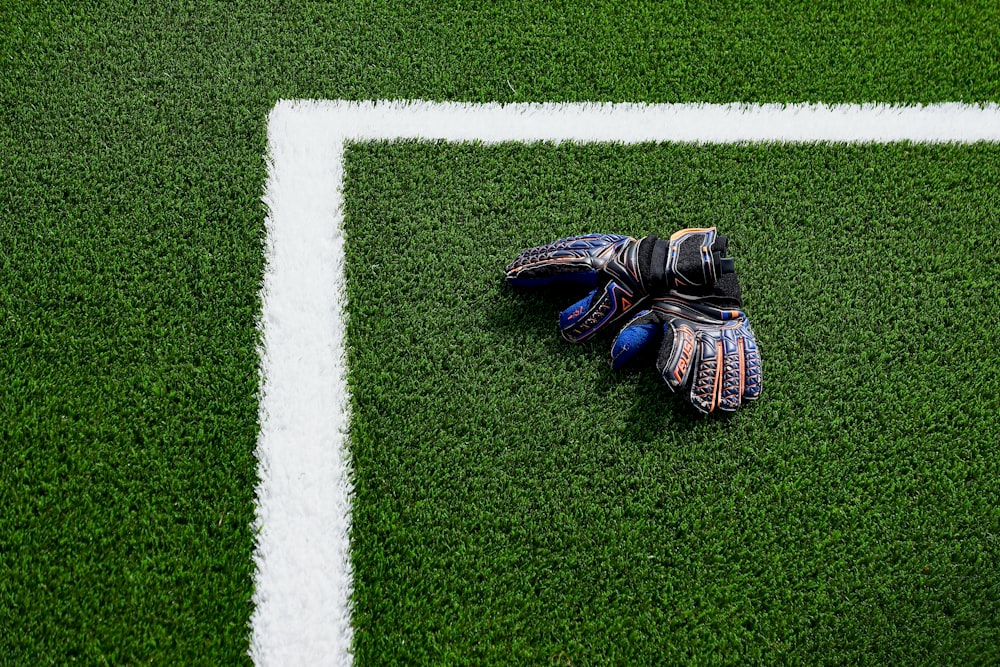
[344,140,1000,664]
[3,1,999,664]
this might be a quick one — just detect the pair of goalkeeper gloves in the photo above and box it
[505,229,762,414]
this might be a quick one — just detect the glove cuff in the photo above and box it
[640,228,735,294]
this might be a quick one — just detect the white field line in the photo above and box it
[251,100,1000,666]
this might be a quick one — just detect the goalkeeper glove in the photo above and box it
[504,228,735,342]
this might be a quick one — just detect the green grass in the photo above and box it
[2,0,999,663]
[343,141,1000,664]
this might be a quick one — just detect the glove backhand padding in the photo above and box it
[611,292,763,413]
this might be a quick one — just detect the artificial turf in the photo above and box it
[2,0,999,663]
[343,140,1000,664]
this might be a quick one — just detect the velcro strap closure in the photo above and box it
[648,235,669,289]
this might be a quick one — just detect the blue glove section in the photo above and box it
[609,318,659,369]
[558,291,596,331]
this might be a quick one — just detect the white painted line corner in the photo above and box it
[250,99,1000,666]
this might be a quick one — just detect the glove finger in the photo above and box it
[687,328,723,414]
[740,321,763,402]
[558,279,644,342]
[656,318,697,393]
[505,234,628,289]
[716,326,744,412]
[610,309,661,370]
